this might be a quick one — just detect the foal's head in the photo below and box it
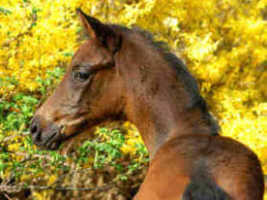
[30,9,218,151]
[30,10,125,149]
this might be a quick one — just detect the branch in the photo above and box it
[1,11,37,48]
[0,183,114,193]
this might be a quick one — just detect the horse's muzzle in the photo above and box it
[30,116,64,150]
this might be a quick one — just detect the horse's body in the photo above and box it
[136,134,263,200]
[30,9,264,199]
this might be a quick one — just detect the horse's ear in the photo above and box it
[77,8,121,53]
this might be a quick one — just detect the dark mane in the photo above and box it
[110,24,219,135]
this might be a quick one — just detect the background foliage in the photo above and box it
[0,0,266,199]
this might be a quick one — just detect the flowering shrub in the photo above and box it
[0,0,266,199]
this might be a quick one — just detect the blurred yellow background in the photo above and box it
[0,0,266,199]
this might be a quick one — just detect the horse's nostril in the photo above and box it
[30,118,41,138]
[30,124,38,134]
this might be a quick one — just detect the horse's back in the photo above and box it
[135,134,264,200]
[206,135,264,200]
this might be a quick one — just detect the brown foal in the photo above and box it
[30,9,264,200]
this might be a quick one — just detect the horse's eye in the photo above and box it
[73,71,91,82]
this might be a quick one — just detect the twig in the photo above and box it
[0,183,115,192]
[2,133,28,143]
[4,193,13,200]
[1,10,37,48]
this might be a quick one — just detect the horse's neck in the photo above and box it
[125,93,213,158]
[118,34,216,158]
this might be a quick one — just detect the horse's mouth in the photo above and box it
[44,132,63,150]
[33,130,65,150]
[46,140,62,150]
[41,130,84,150]
[32,118,90,151]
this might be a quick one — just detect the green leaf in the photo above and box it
[0,7,11,15]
